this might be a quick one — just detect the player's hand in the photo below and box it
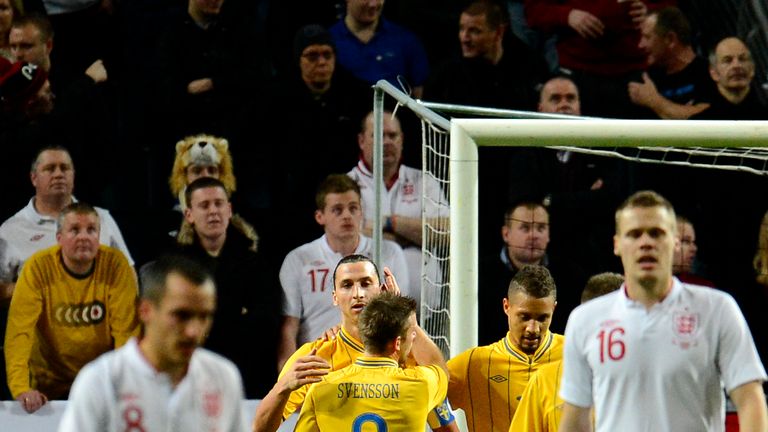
[567,9,604,39]
[628,0,648,27]
[628,72,660,107]
[381,266,401,296]
[319,325,341,341]
[17,390,48,413]
[278,349,330,393]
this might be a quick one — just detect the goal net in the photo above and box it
[373,81,768,358]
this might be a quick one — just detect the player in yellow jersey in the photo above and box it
[509,272,624,432]
[295,292,448,430]
[430,265,561,432]
[252,255,457,432]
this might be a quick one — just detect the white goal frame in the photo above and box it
[449,119,768,357]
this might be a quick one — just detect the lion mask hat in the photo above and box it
[169,134,258,251]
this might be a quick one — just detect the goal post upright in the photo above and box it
[449,118,768,356]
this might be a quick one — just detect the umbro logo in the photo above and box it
[489,375,507,383]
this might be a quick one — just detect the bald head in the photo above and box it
[538,77,581,115]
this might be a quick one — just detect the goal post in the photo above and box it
[448,118,768,356]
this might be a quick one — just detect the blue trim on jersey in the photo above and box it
[432,399,456,426]
[532,332,554,362]
[503,337,529,362]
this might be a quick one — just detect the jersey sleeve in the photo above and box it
[279,251,303,319]
[715,292,768,392]
[382,240,410,297]
[293,385,320,432]
[57,360,111,432]
[422,365,449,414]
[4,259,44,397]
[107,252,140,347]
[559,307,593,408]
[221,360,248,432]
[278,342,317,419]
[99,210,134,266]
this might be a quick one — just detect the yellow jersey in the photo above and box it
[4,245,138,398]
[443,331,563,432]
[509,360,563,432]
[295,356,447,431]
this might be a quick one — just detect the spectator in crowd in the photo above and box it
[425,0,549,110]
[348,110,449,302]
[175,177,282,399]
[295,292,448,431]
[0,0,18,60]
[277,174,409,369]
[754,210,768,289]
[9,14,109,94]
[7,14,118,203]
[673,215,714,287]
[433,265,562,432]
[254,255,455,432]
[628,7,715,119]
[526,0,675,118]
[59,254,247,431]
[478,200,585,342]
[0,146,133,304]
[154,0,269,141]
[693,36,768,120]
[262,24,370,253]
[509,271,623,432]
[4,202,138,412]
[559,190,768,431]
[329,0,429,97]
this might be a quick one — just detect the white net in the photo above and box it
[420,119,451,355]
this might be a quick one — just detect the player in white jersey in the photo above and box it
[559,191,768,432]
[0,147,133,300]
[58,255,247,432]
[278,174,408,368]
[347,110,449,297]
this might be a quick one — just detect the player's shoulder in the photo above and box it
[677,280,738,308]
[191,348,243,382]
[448,344,489,368]
[571,289,621,318]
[284,237,325,262]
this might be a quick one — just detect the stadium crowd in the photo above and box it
[1,0,768,430]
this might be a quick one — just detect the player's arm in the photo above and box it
[729,380,768,432]
[277,316,299,371]
[57,363,109,431]
[410,323,448,375]
[252,349,330,432]
[0,281,14,305]
[558,403,592,432]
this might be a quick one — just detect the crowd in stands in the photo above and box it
[1,0,767,421]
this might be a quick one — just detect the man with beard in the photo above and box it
[433,265,562,432]
[559,191,767,431]
[4,202,138,413]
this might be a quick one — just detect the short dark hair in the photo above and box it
[508,265,557,300]
[31,145,72,172]
[504,201,548,226]
[652,7,692,46]
[332,254,381,290]
[463,0,508,30]
[581,272,623,303]
[358,292,417,355]
[615,190,676,233]
[139,254,215,304]
[12,13,54,42]
[56,202,98,234]
[184,176,229,208]
[315,174,361,210]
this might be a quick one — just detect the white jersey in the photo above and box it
[348,161,448,303]
[58,338,247,432]
[280,234,409,344]
[0,198,133,283]
[560,278,766,432]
